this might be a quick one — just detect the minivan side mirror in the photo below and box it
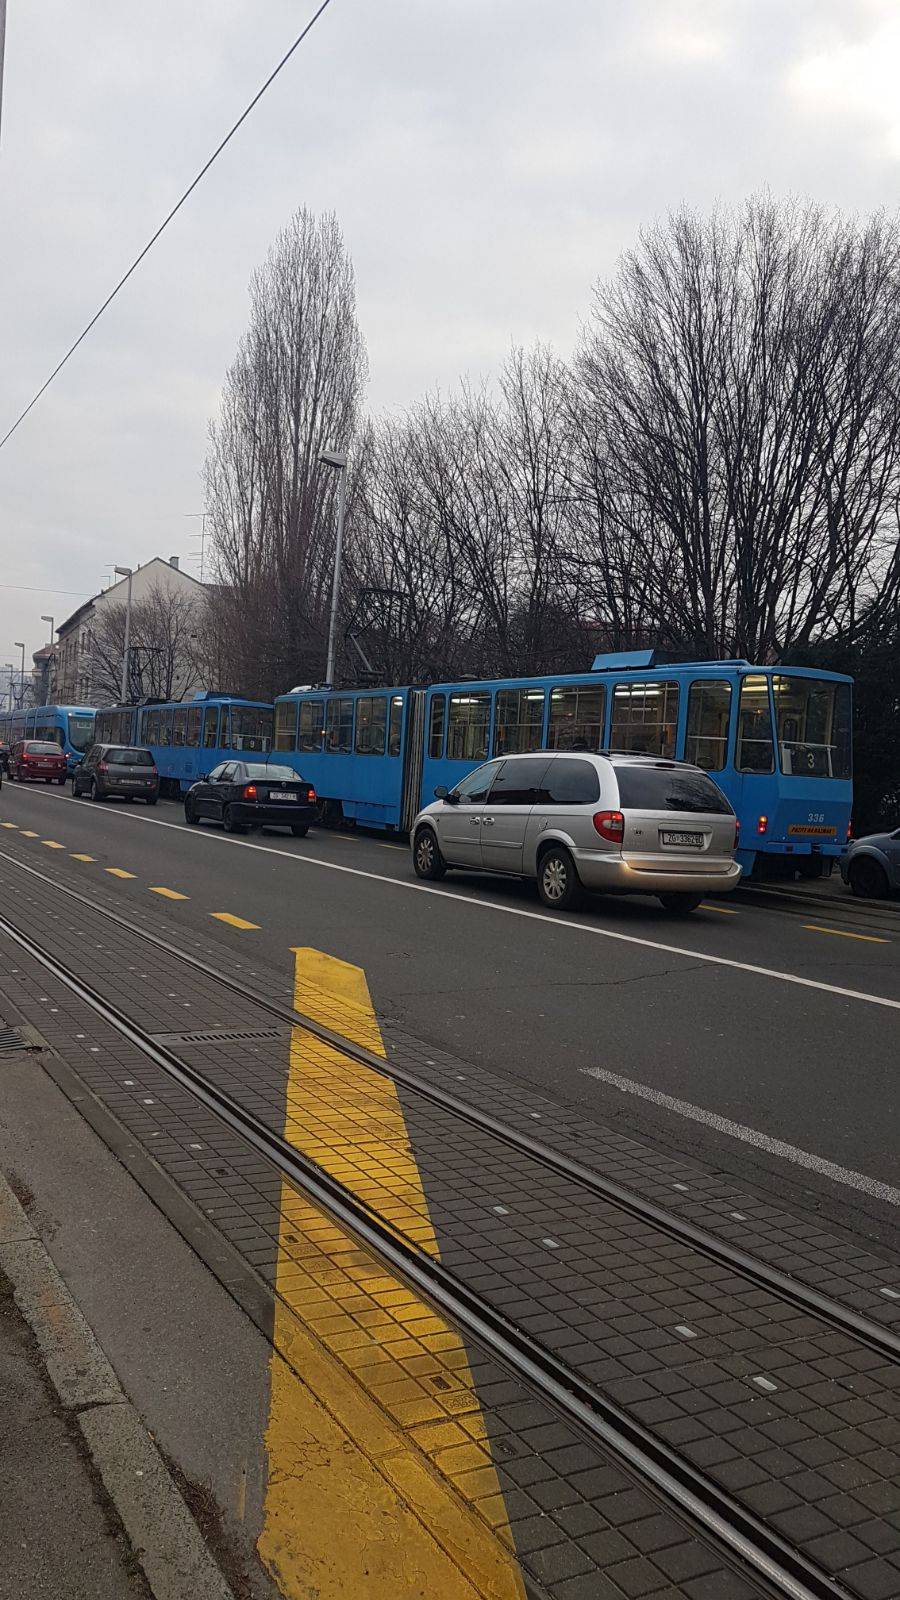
[434,784,456,803]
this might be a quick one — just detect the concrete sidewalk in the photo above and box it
[0,1263,150,1600]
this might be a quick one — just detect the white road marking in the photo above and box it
[4,786,900,1013]
[585,1068,900,1206]
[752,1376,778,1393]
[674,1325,698,1339]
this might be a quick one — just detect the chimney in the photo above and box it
[169,555,180,570]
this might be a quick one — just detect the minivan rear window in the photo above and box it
[108,748,155,766]
[614,765,732,814]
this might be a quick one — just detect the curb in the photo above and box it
[0,1169,234,1600]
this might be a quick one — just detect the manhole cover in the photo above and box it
[168,1027,283,1045]
[0,1026,30,1052]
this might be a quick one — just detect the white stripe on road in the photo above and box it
[7,785,900,1015]
[584,1068,900,1207]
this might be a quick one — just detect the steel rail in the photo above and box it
[0,904,856,1600]
[0,845,897,1368]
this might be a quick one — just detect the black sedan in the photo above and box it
[184,762,316,836]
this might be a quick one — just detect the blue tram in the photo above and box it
[274,653,853,876]
[0,704,96,773]
[94,693,273,796]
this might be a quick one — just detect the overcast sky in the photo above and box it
[1,0,899,669]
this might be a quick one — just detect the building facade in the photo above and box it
[55,557,206,706]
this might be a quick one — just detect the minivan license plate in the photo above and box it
[661,830,703,848]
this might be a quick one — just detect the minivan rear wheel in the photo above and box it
[848,856,888,900]
[537,845,584,911]
[657,892,703,915]
[413,826,446,880]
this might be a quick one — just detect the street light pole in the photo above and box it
[4,663,12,711]
[14,641,25,708]
[40,615,54,704]
[115,565,133,703]
[319,449,348,687]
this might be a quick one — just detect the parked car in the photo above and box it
[72,744,159,804]
[7,740,68,784]
[184,761,316,836]
[840,828,900,899]
[411,751,741,913]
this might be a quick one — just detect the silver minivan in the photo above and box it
[411,751,741,913]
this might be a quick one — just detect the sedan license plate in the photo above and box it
[661,829,703,848]
[270,791,297,802]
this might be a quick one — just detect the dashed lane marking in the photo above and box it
[12,786,900,1011]
[19,830,39,837]
[105,867,136,879]
[149,887,189,901]
[585,1067,900,1206]
[0,822,17,829]
[42,840,65,849]
[70,854,95,862]
[209,911,260,930]
[700,902,738,914]
[257,948,526,1598]
[803,923,889,945]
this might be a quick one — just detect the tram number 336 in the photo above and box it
[808,813,825,824]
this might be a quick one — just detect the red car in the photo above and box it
[8,740,68,784]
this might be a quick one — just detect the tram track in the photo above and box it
[1,844,897,1369]
[0,893,866,1600]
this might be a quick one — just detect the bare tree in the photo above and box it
[205,208,368,696]
[90,583,204,704]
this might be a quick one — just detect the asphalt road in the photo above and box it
[1,780,897,1245]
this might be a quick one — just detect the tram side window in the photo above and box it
[202,708,220,748]
[547,685,605,751]
[685,681,732,771]
[274,700,298,752]
[736,676,774,772]
[610,681,678,757]
[186,707,201,748]
[493,688,545,755]
[173,709,188,748]
[158,710,173,748]
[447,692,491,760]
[299,700,324,752]
[428,695,445,758]
[355,696,387,755]
[388,695,403,757]
[325,697,354,753]
[772,676,851,779]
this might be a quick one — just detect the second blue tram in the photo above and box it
[0,705,96,773]
[94,694,274,796]
[274,653,853,877]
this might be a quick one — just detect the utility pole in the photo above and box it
[115,566,134,702]
[319,449,348,686]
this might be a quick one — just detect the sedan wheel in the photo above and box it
[848,856,889,901]
[536,846,584,910]
[223,804,246,834]
[184,800,199,826]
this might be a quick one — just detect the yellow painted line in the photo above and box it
[105,867,136,879]
[210,911,259,930]
[257,949,526,1599]
[803,923,888,945]
[71,854,95,862]
[42,840,65,849]
[149,886,189,901]
[701,902,738,914]
[0,822,17,829]
[20,830,39,838]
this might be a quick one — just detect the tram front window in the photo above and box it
[67,714,95,752]
[772,677,851,779]
[231,706,274,753]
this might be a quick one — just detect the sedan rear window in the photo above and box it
[614,764,733,814]
[25,742,62,754]
[108,748,155,766]
[243,763,302,780]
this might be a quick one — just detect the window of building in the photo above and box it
[325,697,354,753]
[388,695,403,757]
[493,688,545,756]
[610,681,678,756]
[355,696,387,755]
[299,700,324,753]
[447,692,491,760]
[736,676,774,773]
[274,700,298,752]
[547,684,605,751]
[428,695,445,758]
[685,681,732,771]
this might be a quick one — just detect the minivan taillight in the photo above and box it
[733,818,740,850]
[593,809,624,843]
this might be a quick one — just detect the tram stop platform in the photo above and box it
[0,832,898,1600]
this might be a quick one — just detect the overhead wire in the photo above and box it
[0,0,335,454]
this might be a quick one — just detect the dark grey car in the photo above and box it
[840,828,900,899]
[73,744,159,804]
